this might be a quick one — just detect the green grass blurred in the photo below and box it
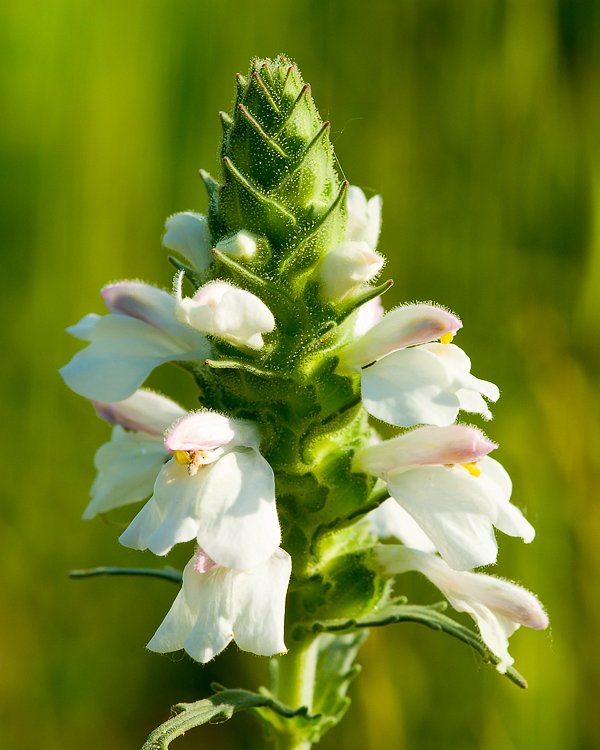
[1,1,599,748]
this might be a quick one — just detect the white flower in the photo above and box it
[59,282,209,402]
[163,212,212,272]
[319,241,385,301]
[83,390,186,520]
[338,303,499,427]
[119,411,280,569]
[339,303,462,372]
[174,274,275,350]
[346,186,382,249]
[147,547,291,663]
[354,424,535,570]
[376,545,549,672]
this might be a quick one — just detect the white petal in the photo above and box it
[91,389,186,435]
[147,557,233,662]
[354,424,497,476]
[146,579,198,653]
[231,548,291,655]
[421,343,500,402]
[478,457,535,543]
[118,496,165,550]
[83,427,167,519]
[340,304,462,372]
[456,389,493,420]
[363,194,383,249]
[181,566,236,662]
[163,212,212,272]
[361,347,459,427]
[345,186,382,249]
[386,465,500,570]
[353,297,384,338]
[194,450,280,569]
[368,498,437,552]
[66,313,101,341]
[60,314,209,402]
[127,459,204,556]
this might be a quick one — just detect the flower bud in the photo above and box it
[319,241,384,301]
[215,230,260,261]
[174,275,275,350]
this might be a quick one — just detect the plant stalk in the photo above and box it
[273,635,320,750]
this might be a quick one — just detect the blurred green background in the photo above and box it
[2,1,599,748]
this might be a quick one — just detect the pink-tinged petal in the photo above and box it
[353,297,385,338]
[192,280,232,308]
[90,389,186,436]
[340,304,462,372]
[102,281,207,349]
[376,546,548,672]
[102,282,174,327]
[354,424,497,476]
[194,548,219,573]
[165,412,260,453]
[60,314,208,402]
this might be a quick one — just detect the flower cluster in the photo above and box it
[62,185,546,673]
[62,60,546,707]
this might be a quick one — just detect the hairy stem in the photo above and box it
[273,635,321,749]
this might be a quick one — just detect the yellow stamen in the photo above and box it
[174,450,191,466]
[441,331,453,345]
[461,462,481,477]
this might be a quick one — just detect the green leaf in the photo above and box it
[295,600,528,689]
[142,688,320,750]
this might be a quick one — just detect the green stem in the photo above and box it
[273,635,320,750]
